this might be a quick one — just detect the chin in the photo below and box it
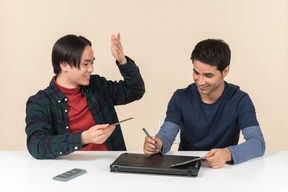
[81,81,90,86]
[198,89,210,95]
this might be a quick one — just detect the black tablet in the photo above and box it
[110,153,202,177]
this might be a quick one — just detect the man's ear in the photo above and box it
[222,66,230,77]
[60,62,69,72]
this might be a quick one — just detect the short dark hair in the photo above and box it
[191,39,231,72]
[52,34,92,75]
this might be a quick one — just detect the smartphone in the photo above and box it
[110,117,133,126]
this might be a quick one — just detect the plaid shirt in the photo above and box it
[25,57,145,159]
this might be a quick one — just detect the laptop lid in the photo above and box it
[110,153,201,177]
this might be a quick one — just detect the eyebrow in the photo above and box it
[193,69,199,73]
[193,69,214,76]
[84,57,95,62]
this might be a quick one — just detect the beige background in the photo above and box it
[0,0,287,151]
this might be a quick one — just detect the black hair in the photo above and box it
[191,39,231,72]
[52,34,92,75]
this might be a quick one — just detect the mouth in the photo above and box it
[84,74,91,79]
[198,85,209,91]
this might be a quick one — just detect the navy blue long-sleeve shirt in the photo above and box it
[156,82,265,164]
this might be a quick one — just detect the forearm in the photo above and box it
[156,121,180,154]
[26,131,83,159]
[228,126,266,164]
[113,56,145,103]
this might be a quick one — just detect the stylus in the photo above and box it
[110,117,133,126]
[142,128,162,154]
[170,157,206,167]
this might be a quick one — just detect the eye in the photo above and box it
[205,74,213,78]
[193,70,199,75]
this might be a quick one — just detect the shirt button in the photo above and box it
[60,152,62,155]
[74,146,78,150]
[58,100,61,103]
[65,98,68,101]
[66,126,69,129]
[65,109,68,113]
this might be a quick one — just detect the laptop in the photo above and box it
[110,153,202,177]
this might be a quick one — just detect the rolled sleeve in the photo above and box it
[156,121,180,154]
[228,126,266,164]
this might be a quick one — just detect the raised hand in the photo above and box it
[111,33,127,64]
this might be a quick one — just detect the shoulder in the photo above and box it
[224,82,255,110]
[26,79,61,109]
[173,83,197,97]
[224,82,250,102]
[168,84,198,105]
[28,91,54,107]
[27,87,51,104]
[87,74,110,89]
[26,89,52,115]
[89,74,103,83]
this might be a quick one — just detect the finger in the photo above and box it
[144,143,157,154]
[205,149,216,158]
[144,136,155,144]
[144,149,157,155]
[203,159,217,168]
[114,39,123,53]
[144,139,157,149]
[93,125,113,136]
[94,127,115,143]
[144,147,155,154]
[105,126,115,136]
[107,125,116,129]
[111,34,116,46]
[100,126,115,135]
[151,136,160,143]
[114,33,123,49]
[117,32,121,41]
[93,124,109,131]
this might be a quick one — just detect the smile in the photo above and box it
[199,85,209,90]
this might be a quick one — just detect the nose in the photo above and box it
[197,75,206,85]
[88,64,94,72]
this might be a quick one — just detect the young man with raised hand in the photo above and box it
[26,33,145,159]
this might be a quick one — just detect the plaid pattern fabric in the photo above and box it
[25,57,145,159]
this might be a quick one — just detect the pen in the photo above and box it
[170,157,206,167]
[110,117,133,126]
[142,128,162,154]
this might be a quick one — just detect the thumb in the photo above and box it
[96,124,109,129]
[111,34,116,41]
[205,149,216,158]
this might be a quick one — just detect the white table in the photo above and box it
[0,151,287,192]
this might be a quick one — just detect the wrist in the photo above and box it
[118,56,127,65]
[81,131,90,145]
[224,148,232,162]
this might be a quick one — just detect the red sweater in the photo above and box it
[54,77,107,151]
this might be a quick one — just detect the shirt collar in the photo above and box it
[49,77,67,103]
[49,77,89,102]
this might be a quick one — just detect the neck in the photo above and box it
[55,74,78,89]
[200,81,225,104]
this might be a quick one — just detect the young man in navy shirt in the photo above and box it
[143,39,265,168]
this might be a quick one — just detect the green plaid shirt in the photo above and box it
[25,57,145,159]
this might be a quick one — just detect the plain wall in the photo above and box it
[0,0,287,151]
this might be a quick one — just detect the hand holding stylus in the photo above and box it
[143,128,163,155]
